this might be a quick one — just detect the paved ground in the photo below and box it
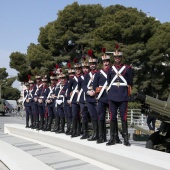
[0,160,9,170]
[0,113,147,170]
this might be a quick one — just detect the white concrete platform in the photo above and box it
[0,139,53,170]
[4,124,170,170]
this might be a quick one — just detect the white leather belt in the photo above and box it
[99,86,107,89]
[58,95,64,98]
[112,82,127,87]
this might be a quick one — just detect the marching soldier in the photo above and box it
[77,58,90,139]
[106,44,133,146]
[82,50,99,141]
[33,75,42,129]
[93,48,122,144]
[36,76,49,130]
[67,59,82,138]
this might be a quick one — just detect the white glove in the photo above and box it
[56,100,63,105]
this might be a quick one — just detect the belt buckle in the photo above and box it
[117,82,120,87]
[89,86,92,90]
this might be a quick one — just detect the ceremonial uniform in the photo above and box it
[78,62,90,139]
[23,83,32,128]
[32,76,43,129]
[106,47,133,146]
[82,55,99,141]
[36,79,49,130]
[93,68,109,143]
[54,73,67,133]
[45,76,57,131]
[94,52,122,144]
[51,79,61,133]
[107,64,133,120]
[67,63,82,138]
[65,69,75,135]
[28,81,35,128]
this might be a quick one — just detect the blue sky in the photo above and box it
[0,0,170,77]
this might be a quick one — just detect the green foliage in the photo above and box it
[0,68,8,80]
[128,102,141,109]
[0,77,20,100]
[2,87,20,100]
[9,52,28,72]
[8,2,170,99]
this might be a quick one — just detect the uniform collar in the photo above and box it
[103,66,110,72]
[114,64,123,69]
[91,69,98,75]
[76,74,81,78]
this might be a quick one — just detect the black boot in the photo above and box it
[106,120,116,146]
[46,117,52,131]
[80,122,89,139]
[115,118,122,144]
[88,120,99,141]
[66,119,73,135]
[29,115,33,128]
[31,114,36,129]
[38,116,44,130]
[25,116,29,128]
[51,116,60,132]
[43,117,48,131]
[122,121,130,146]
[35,114,39,130]
[58,117,65,133]
[71,119,77,138]
[104,120,107,142]
[97,121,105,143]
[76,119,81,136]
[65,118,71,134]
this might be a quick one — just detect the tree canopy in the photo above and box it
[0,68,20,100]
[9,2,170,100]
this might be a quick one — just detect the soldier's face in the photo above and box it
[114,56,122,64]
[82,67,89,74]
[42,81,47,85]
[60,78,66,84]
[90,63,96,70]
[75,68,82,75]
[29,83,34,87]
[36,78,41,83]
[69,73,74,78]
[103,60,110,66]
[51,80,56,84]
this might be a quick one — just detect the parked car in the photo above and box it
[0,99,6,116]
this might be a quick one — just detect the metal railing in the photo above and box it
[106,109,147,126]
[11,108,148,126]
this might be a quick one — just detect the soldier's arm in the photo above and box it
[107,68,111,86]
[43,88,49,101]
[82,74,88,93]
[93,72,100,92]
[67,79,73,100]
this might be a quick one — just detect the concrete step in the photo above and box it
[4,123,170,170]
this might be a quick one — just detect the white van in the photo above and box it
[4,100,17,112]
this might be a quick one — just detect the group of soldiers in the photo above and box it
[23,46,133,146]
